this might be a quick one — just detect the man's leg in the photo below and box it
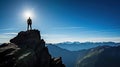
[30,24,32,30]
[27,24,29,30]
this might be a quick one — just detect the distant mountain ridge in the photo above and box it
[52,42,120,51]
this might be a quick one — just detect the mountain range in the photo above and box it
[47,42,120,67]
[0,30,120,67]
[51,42,120,51]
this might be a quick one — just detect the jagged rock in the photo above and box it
[0,43,19,67]
[50,57,65,67]
[10,30,44,50]
[0,30,65,67]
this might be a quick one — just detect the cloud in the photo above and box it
[41,34,69,37]
[75,37,120,43]
[0,35,12,39]
[53,26,85,30]
[3,32,18,35]
[0,32,17,43]
[0,28,18,31]
[42,34,120,43]
[0,34,14,43]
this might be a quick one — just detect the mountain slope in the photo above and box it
[76,45,120,67]
[47,44,88,67]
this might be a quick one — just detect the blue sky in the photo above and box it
[0,0,120,43]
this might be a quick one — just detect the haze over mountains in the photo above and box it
[50,42,120,51]
[47,42,120,67]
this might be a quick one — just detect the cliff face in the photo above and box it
[0,30,65,67]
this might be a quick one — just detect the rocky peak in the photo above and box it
[11,30,41,43]
[10,30,43,49]
[0,29,65,67]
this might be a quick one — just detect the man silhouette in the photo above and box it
[27,17,32,30]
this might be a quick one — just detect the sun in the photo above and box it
[23,10,34,19]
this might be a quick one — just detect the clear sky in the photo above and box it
[0,0,120,43]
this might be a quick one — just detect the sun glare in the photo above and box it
[23,10,34,19]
